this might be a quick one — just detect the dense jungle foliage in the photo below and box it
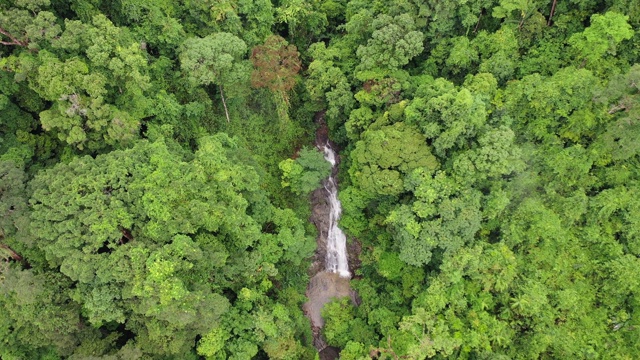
[1,0,640,358]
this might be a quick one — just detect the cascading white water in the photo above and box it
[322,144,351,278]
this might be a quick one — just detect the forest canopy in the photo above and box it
[1,0,640,359]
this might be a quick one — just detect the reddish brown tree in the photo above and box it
[250,35,301,122]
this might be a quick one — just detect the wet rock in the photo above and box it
[303,272,352,328]
[347,238,362,276]
[320,346,341,360]
[309,186,330,275]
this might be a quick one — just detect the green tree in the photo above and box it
[0,267,93,358]
[591,64,640,164]
[0,0,60,51]
[27,135,314,356]
[275,0,328,46]
[445,36,479,75]
[306,42,355,126]
[386,169,483,266]
[492,0,547,30]
[2,14,152,150]
[568,12,634,74]
[349,122,438,197]
[0,161,29,243]
[279,146,331,195]
[180,32,249,123]
[471,26,521,82]
[322,297,363,349]
[453,126,525,184]
[117,1,186,57]
[404,77,489,157]
[501,66,600,143]
[356,14,424,73]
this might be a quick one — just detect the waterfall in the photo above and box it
[303,117,353,359]
[321,144,351,278]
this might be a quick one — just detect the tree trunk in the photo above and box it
[548,0,558,26]
[219,85,230,123]
[474,11,483,33]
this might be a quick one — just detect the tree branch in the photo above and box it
[0,244,22,261]
[0,27,28,47]
[518,13,526,31]
[608,103,627,114]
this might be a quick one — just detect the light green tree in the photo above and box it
[279,146,331,195]
[568,12,634,73]
[180,32,249,122]
[356,14,424,73]
[349,122,438,197]
[404,77,488,157]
